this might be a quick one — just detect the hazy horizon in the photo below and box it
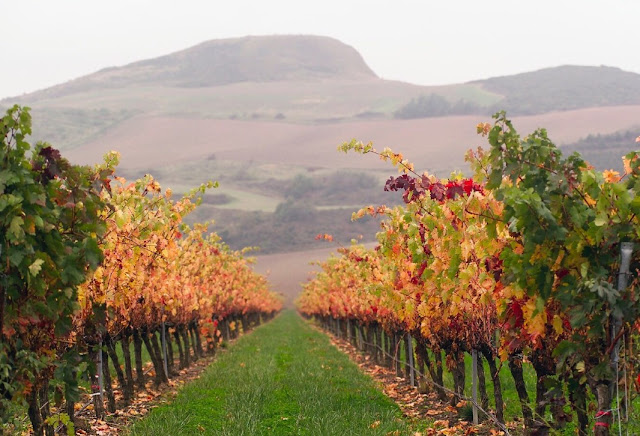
[3,0,640,100]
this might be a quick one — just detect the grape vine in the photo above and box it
[299,113,640,435]
[0,106,282,435]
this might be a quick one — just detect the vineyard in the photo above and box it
[297,113,640,435]
[0,106,282,435]
[4,99,640,436]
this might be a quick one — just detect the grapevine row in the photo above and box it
[0,106,282,435]
[298,113,640,435]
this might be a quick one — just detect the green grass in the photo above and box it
[2,339,154,435]
[439,352,537,420]
[372,331,640,434]
[134,159,296,213]
[384,334,539,423]
[388,335,560,427]
[429,84,504,106]
[211,188,282,212]
[127,311,423,435]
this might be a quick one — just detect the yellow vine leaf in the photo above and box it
[602,169,621,183]
[524,299,547,337]
[552,314,563,335]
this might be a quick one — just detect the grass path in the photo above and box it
[127,310,418,435]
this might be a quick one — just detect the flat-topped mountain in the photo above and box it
[17,35,378,101]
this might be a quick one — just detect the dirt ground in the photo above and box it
[67,105,640,175]
[252,244,342,306]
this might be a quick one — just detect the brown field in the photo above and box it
[252,242,377,307]
[251,245,340,307]
[66,106,640,301]
[18,78,499,124]
[67,105,640,176]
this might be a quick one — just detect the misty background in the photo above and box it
[2,1,640,303]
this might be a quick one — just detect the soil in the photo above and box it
[68,106,640,174]
[71,352,219,435]
[320,326,526,435]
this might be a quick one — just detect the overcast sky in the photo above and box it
[2,0,640,100]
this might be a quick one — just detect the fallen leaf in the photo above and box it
[433,419,449,428]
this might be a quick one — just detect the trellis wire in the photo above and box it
[329,320,640,435]
[323,323,511,435]
[55,365,156,433]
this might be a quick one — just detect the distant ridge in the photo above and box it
[474,65,640,114]
[21,35,378,100]
[4,36,640,154]
[2,37,639,257]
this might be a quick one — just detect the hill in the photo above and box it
[18,35,378,101]
[393,66,640,119]
[474,65,640,114]
[3,35,640,256]
[9,37,640,152]
[63,105,639,255]
[1,35,500,148]
[561,128,640,172]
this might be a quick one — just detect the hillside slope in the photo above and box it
[4,35,477,148]
[67,106,640,174]
[3,36,640,256]
[475,65,640,114]
[15,35,378,101]
[5,36,639,151]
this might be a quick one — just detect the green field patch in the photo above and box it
[210,187,282,212]
[316,204,364,211]
[434,83,504,106]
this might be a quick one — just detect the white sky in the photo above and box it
[2,0,640,100]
